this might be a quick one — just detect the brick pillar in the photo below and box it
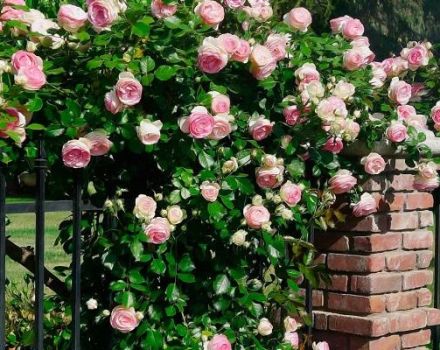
[313,158,440,350]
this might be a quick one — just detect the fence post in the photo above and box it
[34,134,47,350]
[0,163,6,350]
[305,224,315,349]
[72,169,82,350]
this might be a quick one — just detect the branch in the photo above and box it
[5,238,69,299]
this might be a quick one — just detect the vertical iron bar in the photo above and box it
[305,224,315,349]
[433,189,440,350]
[72,169,82,350]
[34,135,46,350]
[0,164,6,350]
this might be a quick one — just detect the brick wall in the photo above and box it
[313,158,440,350]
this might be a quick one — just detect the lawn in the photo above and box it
[5,197,71,290]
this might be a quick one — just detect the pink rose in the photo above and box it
[167,205,184,225]
[200,181,220,202]
[406,114,427,129]
[388,77,412,105]
[410,83,428,102]
[198,37,228,74]
[401,42,430,71]
[194,0,224,28]
[207,334,232,350]
[115,72,143,106]
[351,36,370,48]
[208,114,232,140]
[342,120,360,141]
[333,81,355,100]
[352,193,377,217]
[209,91,230,114]
[386,123,407,143]
[4,0,26,5]
[179,106,214,138]
[369,62,387,88]
[243,204,270,229]
[62,140,91,168]
[329,170,357,194]
[343,47,374,71]
[250,60,277,80]
[382,57,408,77]
[313,341,330,350]
[14,66,46,91]
[231,39,251,63]
[431,102,440,124]
[283,7,312,32]
[87,0,119,32]
[329,15,352,33]
[295,63,320,85]
[133,194,157,221]
[397,105,416,120]
[248,115,274,141]
[316,96,348,121]
[284,316,299,332]
[217,33,241,55]
[323,137,343,154]
[284,332,299,347]
[11,51,43,73]
[58,4,88,32]
[137,119,163,145]
[283,105,300,126]
[0,107,27,140]
[224,0,245,9]
[144,217,171,244]
[264,33,288,61]
[110,306,140,333]
[151,0,177,19]
[342,18,364,40]
[280,181,302,207]
[414,175,439,192]
[361,153,386,175]
[250,44,276,80]
[0,6,24,21]
[256,165,284,189]
[104,90,123,114]
[82,130,113,156]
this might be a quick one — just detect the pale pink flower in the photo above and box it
[217,33,241,55]
[342,18,364,39]
[283,7,312,32]
[361,153,386,175]
[283,105,301,126]
[386,123,407,143]
[87,0,119,32]
[208,114,233,140]
[133,194,157,221]
[397,105,416,120]
[280,181,302,207]
[264,33,289,61]
[62,140,91,168]
[58,4,88,32]
[329,15,352,33]
[231,39,251,63]
[401,42,431,71]
[198,37,228,74]
[243,204,270,229]
[194,0,224,28]
[82,130,113,156]
[137,120,163,145]
[115,72,143,106]
[144,217,171,244]
[110,306,140,333]
[104,90,124,114]
[352,193,377,217]
[179,106,214,139]
[329,170,357,194]
[209,91,230,114]
[256,165,284,189]
[323,137,343,154]
[388,77,412,105]
[431,101,440,124]
[11,51,43,73]
[248,115,274,141]
[151,0,177,19]
[207,334,232,350]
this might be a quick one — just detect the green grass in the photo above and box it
[5,202,71,290]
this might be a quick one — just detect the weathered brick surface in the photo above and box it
[388,174,415,191]
[328,314,389,337]
[417,288,432,307]
[388,309,427,333]
[327,253,385,273]
[350,273,402,294]
[416,250,433,268]
[374,192,406,212]
[385,251,417,271]
[401,329,431,348]
[315,233,350,252]
[388,212,419,231]
[352,233,401,252]
[402,270,433,291]
[402,230,433,250]
[424,307,440,326]
[385,291,418,312]
[405,192,434,211]
[320,274,349,292]
[418,211,434,228]
[327,293,385,314]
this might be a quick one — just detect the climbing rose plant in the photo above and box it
[1,0,440,348]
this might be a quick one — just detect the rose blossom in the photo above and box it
[382,57,408,77]
[397,105,416,120]
[82,130,113,156]
[110,306,140,333]
[167,205,184,225]
[283,105,301,126]
[87,0,119,32]
[217,33,241,55]
[200,181,220,202]
[386,123,408,143]
[179,106,214,138]
[329,169,357,194]
[351,36,370,48]
[333,81,355,100]
[248,115,274,141]
[413,162,439,191]
[410,83,428,102]
[243,4,273,22]
[115,72,143,106]
[352,193,377,217]
[151,0,177,19]
[86,298,98,310]
[342,18,364,39]
[369,62,387,88]
[231,229,247,246]
[144,217,171,244]
[137,120,163,145]
[401,42,431,71]
[388,77,412,105]
[0,108,27,142]
[249,44,276,80]
[284,316,299,332]
[231,39,251,62]
[256,165,284,189]
[207,334,232,350]
[343,47,374,71]
[224,0,245,9]
[294,62,320,85]
[431,101,440,124]
[361,153,386,175]
[0,6,24,22]
[342,119,360,141]
[194,0,224,28]
[316,96,348,121]
[4,0,26,5]
[104,90,123,114]
[11,51,43,73]
[329,15,352,33]
[57,5,88,32]
[209,91,230,114]
[257,318,273,336]
[243,204,270,229]
[323,137,343,154]
[208,114,233,140]
[284,332,299,347]
[283,7,312,32]
[62,140,91,168]
[133,194,157,221]
[313,341,330,350]
[198,37,228,74]
[280,181,302,207]
[264,33,289,61]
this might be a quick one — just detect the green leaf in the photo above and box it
[178,273,196,283]
[213,274,230,295]
[26,97,43,112]
[110,280,127,291]
[120,291,136,307]
[155,65,176,81]
[26,123,45,131]
[198,150,214,169]
[132,21,150,37]
[151,259,166,275]
[178,254,195,272]
[208,201,226,220]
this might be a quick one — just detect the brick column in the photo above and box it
[313,158,440,350]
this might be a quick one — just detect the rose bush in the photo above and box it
[1,0,440,349]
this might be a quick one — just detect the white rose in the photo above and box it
[257,318,273,336]
[231,230,248,246]
[86,298,98,310]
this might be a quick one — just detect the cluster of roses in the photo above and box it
[10,50,46,91]
[179,91,235,140]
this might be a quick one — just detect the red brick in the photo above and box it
[402,270,433,290]
[374,192,406,212]
[313,290,324,307]
[401,329,431,348]
[362,176,387,192]
[315,233,350,252]
[388,212,419,231]
[327,253,385,273]
[388,309,427,333]
[419,211,434,228]
[321,275,349,292]
[350,273,401,294]
[349,335,401,350]
[417,288,432,307]
[385,291,418,312]
[328,314,389,337]
[417,250,433,268]
[424,307,440,326]
[337,215,388,232]
[315,253,327,264]
[327,293,386,313]
[402,230,433,250]
[353,233,401,252]
[386,251,417,271]
[387,158,416,172]
[405,192,434,210]
[389,174,415,191]
[313,311,328,330]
